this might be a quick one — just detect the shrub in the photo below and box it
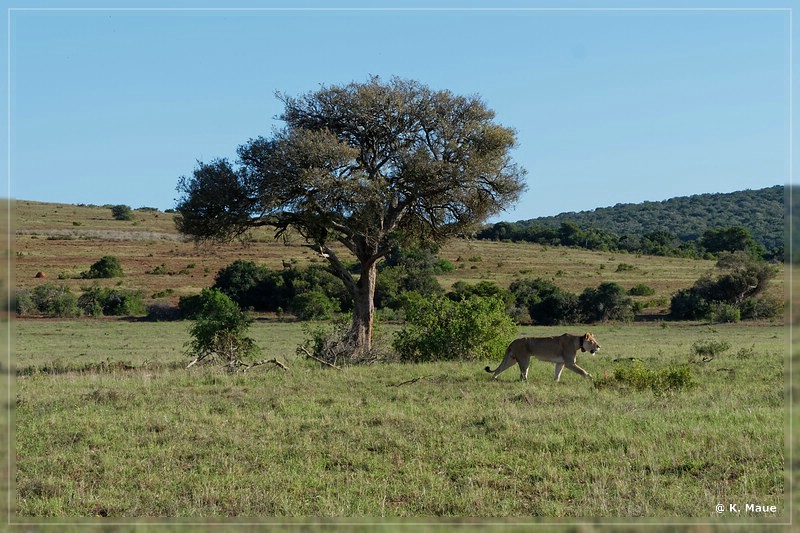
[289,290,340,320]
[81,256,123,279]
[213,260,351,314]
[375,265,443,310]
[16,283,80,317]
[509,278,556,308]
[447,280,514,307]
[185,288,259,370]
[434,258,456,273]
[393,295,516,363]
[213,260,272,308]
[739,296,784,320]
[15,290,36,316]
[78,286,146,317]
[178,294,205,319]
[595,361,695,395]
[710,302,740,323]
[289,265,352,312]
[509,278,579,325]
[111,204,135,221]
[534,291,581,325]
[628,283,655,297]
[579,282,636,322]
[670,253,777,321]
[670,288,710,320]
[145,264,170,275]
[145,302,183,321]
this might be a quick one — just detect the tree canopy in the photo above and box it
[175,76,527,351]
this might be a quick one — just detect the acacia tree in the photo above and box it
[175,76,527,353]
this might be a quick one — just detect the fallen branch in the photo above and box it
[186,354,208,369]
[187,352,288,373]
[390,376,429,387]
[298,346,342,370]
[244,358,289,372]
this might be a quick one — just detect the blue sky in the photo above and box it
[4,1,794,221]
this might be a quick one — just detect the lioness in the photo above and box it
[485,333,601,381]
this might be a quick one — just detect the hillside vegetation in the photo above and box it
[480,185,785,257]
[13,199,785,322]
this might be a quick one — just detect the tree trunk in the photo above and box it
[349,262,377,353]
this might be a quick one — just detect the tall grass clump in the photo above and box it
[690,339,731,361]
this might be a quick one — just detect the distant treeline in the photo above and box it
[477,185,786,261]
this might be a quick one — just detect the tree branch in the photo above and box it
[243,358,289,372]
[298,346,342,370]
[389,375,429,387]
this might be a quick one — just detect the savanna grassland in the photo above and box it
[9,200,793,527]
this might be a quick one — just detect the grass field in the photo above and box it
[12,318,788,524]
[8,200,793,526]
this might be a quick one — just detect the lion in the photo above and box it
[485,333,601,381]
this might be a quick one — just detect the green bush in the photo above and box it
[16,283,80,317]
[111,204,135,221]
[213,260,352,315]
[375,265,443,310]
[81,256,124,279]
[393,295,516,363]
[178,294,205,319]
[628,283,655,297]
[740,296,784,320]
[534,290,580,325]
[290,265,352,312]
[595,361,695,395]
[710,302,740,323]
[669,288,710,320]
[78,286,146,317]
[447,281,513,307]
[434,258,456,273]
[289,290,340,320]
[509,278,579,325]
[185,288,259,369]
[670,253,777,320]
[15,290,36,316]
[375,244,446,310]
[579,282,636,322]
[213,260,273,309]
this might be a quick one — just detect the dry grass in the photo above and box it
[15,199,781,316]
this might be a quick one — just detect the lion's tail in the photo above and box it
[485,365,494,373]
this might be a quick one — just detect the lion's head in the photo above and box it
[581,333,600,355]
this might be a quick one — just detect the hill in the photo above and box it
[15,199,751,317]
[510,185,784,254]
